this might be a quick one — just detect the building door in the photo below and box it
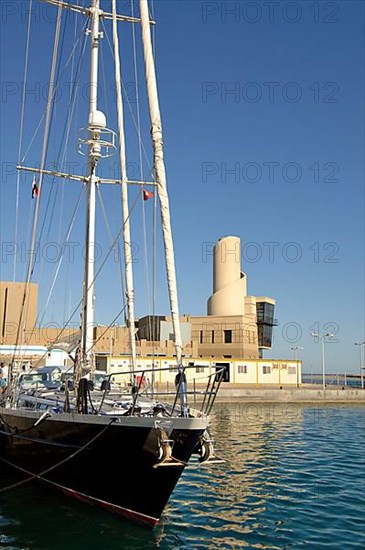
[215,362,230,382]
[95,355,107,372]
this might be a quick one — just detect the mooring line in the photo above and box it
[0,418,116,494]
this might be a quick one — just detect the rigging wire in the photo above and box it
[26,190,143,372]
[35,15,86,273]
[149,0,158,357]
[96,186,126,320]
[12,3,159,372]
[14,0,33,282]
[59,5,80,321]
[16,10,143,371]
[37,185,85,327]
[34,22,88,303]
[131,0,152,341]
[17,16,88,361]
[19,19,88,166]
[62,2,84,322]
[99,40,111,149]
[86,304,127,356]
[13,8,88,320]
[104,3,157,346]
[58,1,80,245]
[11,4,64,371]
[111,0,138,370]
[18,14,87,300]
[99,40,114,177]
[131,0,145,180]
[101,18,153,174]
[134,1,158,363]
[99,38,127,310]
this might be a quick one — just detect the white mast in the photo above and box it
[111,0,137,369]
[139,0,188,412]
[80,0,102,375]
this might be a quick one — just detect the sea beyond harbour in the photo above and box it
[1,404,364,549]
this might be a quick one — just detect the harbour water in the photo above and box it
[1,403,364,549]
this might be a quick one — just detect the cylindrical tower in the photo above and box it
[208,236,247,316]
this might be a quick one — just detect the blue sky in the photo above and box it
[0,1,364,373]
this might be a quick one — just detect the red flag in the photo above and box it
[142,189,154,201]
[31,177,39,199]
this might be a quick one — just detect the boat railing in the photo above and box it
[100,365,225,416]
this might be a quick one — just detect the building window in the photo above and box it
[169,364,176,372]
[288,366,297,375]
[238,365,247,374]
[199,330,203,344]
[196,366,205,373]
[224,330,232,343]
[256,302,274,324]
[211,330,215,344]
[263,365,271,374]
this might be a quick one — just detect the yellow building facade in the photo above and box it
[0,236,301,384]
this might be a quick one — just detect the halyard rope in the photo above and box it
[0,418,116,494]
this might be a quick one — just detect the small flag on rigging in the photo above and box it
[31,177,39,199]
[142,189,154,201]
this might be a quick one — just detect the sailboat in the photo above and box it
[0,0,224,527]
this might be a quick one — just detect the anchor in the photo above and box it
[153,427,186,469]
[196,430,225,465]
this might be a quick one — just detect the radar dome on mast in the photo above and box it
[88,110,106,130]
[78,109,116,158]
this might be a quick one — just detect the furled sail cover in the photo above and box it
[48,330,81,354]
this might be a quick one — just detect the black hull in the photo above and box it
[0,410,206,526]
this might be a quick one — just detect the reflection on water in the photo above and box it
[1,404,364,549]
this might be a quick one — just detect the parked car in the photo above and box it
[18,366,67,391]
[60,371,108,391]
[94,371,122,391]
[20,368,118,392]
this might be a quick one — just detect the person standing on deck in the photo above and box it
[0,363,7,392]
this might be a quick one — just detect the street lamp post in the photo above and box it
[109,324,117,367]
[310,332,334,389]
[290,346,303,387]
[354,341,365,389]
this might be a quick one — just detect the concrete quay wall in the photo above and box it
[213,384,365,403]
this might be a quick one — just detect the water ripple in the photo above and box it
[0,404,364,549]
[165,404,365,550]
